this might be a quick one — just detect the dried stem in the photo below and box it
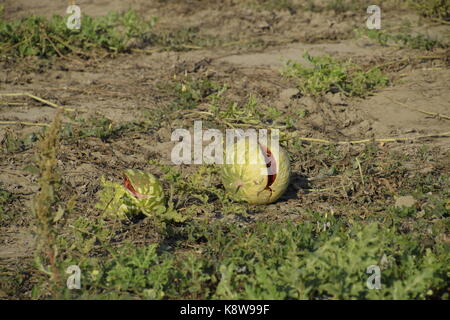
[32,110,63,295]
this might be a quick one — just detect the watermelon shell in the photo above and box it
[221,137,291,205]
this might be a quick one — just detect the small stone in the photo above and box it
[395,195,416,208]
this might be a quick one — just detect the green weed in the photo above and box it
[358,29,447,50]
[326,0,368,13]
[51,217,449,299]
[0,10,156,59]
[0,189,13,216]
[142,77,225,130]
[408,0,450,21]
[1,130,39,153]
[150,26,224,51]
[299,0,369,13]
[150,161,248,217]
[282,52,389,97]
[62,116,139,142]
[172,77,222,110]
[20,129,449,300]
[247,0,298,12]
[37,143,448,300]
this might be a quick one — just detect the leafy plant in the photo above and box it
[358,29,447,50]
[247,0,298,12]
[1,130,39,153]
[0,189,13,216]
[151,26,224,51]
[408,0,450,21]
[150,161,248,217]
[282,52,389,97]
[0,10,156,59]
[51,217,449,300]
[299,0,368,13]
[62,116,138,142]
[172,77,222,110]
[326,0,367,13]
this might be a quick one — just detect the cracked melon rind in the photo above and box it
[221,137,291,205]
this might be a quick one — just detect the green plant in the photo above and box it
[0,10,156,59]
[247,0,298,12]
[50,216,449,299]
[326,0,367,13]
[358,29,447,50]
[0,189,13,216]
[62,116,139,142]
[216,95,262,125]
[151,26,224,51]
[408,0,450,21]
[172,77,222,110]
[299,0,368,13]
[150,161,248,217]
[1,130,39,153]
[104,244,173,298]
[283,52,389,97]
[23,139,449,300]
